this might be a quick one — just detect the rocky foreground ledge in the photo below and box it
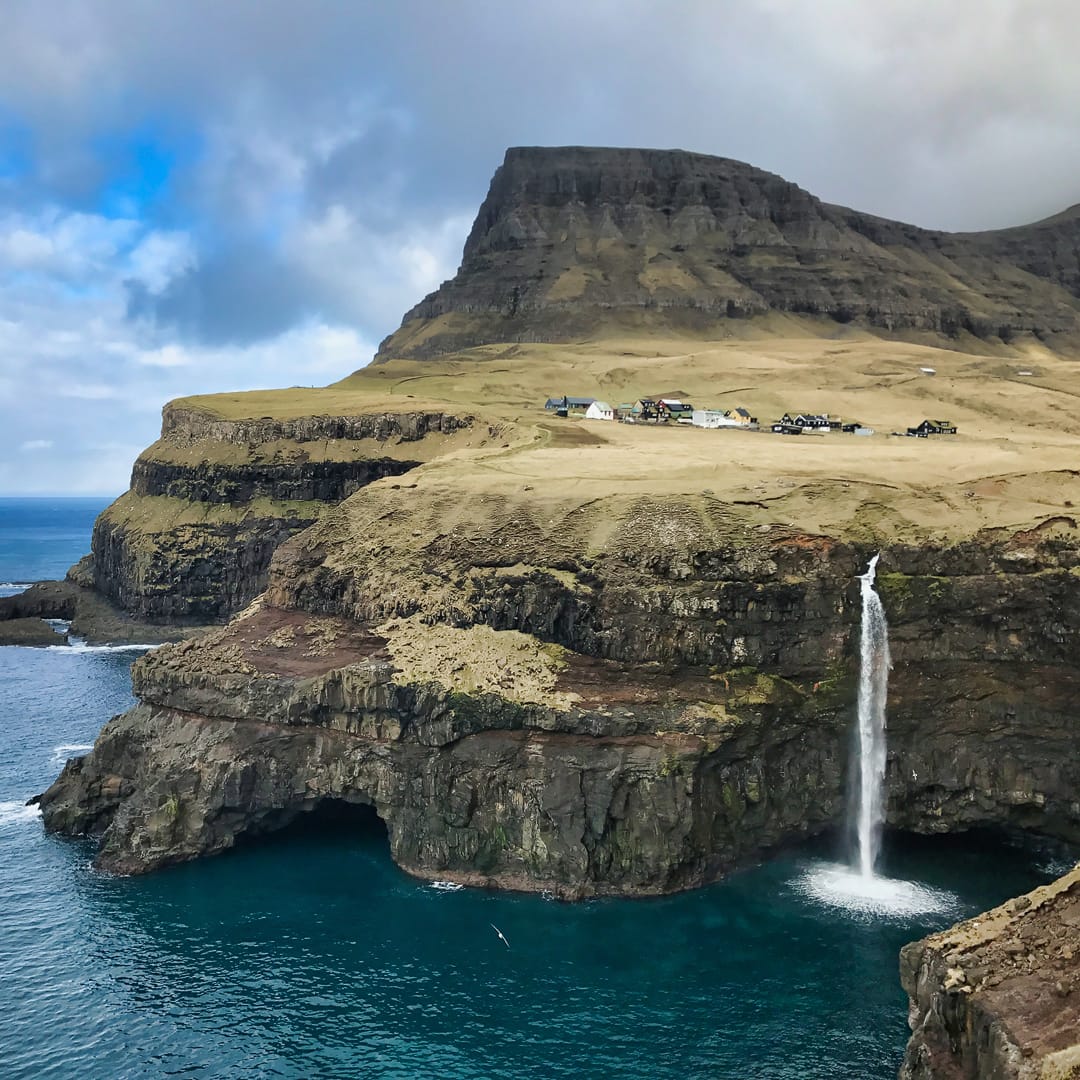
[900,865,1080,1079]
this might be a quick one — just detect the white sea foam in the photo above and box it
[51,744,94,766]
[0,800,42,828]
[429,880,464,892]
[792,862,959,920]
[1040,858,1079,879]
[0,582,31,590]
[46,641,157,654]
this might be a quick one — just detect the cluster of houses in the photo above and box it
[544,395,758,429]
[543,396,958,438]
[771,413,873,436]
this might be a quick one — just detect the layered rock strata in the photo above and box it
[39,489,1080,893]
[900,865,1080,1079]
[377,146,1080,359]
[81,404,473,622]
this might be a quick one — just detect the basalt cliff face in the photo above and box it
[377,146,1080,359]
[40,488,1080,895]
[74,402,476,624]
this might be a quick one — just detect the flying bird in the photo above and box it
[491,923,510,949]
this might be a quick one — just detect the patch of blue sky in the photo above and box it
[0,117,33,179]
[93,123,203,224]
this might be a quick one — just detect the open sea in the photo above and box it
[0,496,1075,1079]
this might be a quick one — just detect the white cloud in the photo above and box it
[126,231,196,295]
[19,439,53,451]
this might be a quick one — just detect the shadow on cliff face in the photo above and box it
[232,798,389,853]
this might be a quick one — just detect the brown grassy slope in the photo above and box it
[160,325,1080,546]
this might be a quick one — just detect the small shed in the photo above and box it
[585,400,614,421]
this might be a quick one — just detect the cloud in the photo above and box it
[19,439,52,451]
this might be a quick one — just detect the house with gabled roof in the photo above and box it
[907,419,957,436]
[780,412,831,429]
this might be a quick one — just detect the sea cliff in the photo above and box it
[39,491,1080,895]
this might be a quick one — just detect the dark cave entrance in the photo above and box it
[234,797,389,852]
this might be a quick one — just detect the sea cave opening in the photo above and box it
[234,796,389,853]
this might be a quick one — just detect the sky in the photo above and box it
[1,0,1078,494]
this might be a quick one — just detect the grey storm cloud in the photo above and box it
[1,0,1080,491]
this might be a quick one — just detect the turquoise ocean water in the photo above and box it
[0,497,1074,1079]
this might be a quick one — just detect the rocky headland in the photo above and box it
[28,146,1080,1076]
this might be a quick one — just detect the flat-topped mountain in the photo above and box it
[376,146,1080,359]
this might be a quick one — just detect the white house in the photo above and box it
[692,409,736,429]
[585,400,614,421]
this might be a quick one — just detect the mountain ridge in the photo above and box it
[376,145,1080,360]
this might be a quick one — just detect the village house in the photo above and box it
[657,398,694,422]
[692,409,731,429]
[907,419,957,436]
[542,395,596,417]
[584,400,614,421]
[691,407,760,430]
[771,422,803,435]
[780,412,831,430]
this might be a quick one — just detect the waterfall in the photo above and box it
[855,554,891,878]
[793,557,955,915]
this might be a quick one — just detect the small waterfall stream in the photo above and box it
[855,554,891,878]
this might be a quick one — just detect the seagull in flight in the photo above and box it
[491,924,510,949]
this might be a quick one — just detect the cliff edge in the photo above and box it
[900,864,1080,1079]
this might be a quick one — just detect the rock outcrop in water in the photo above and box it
[900,864,1080,1079]
[377,146,1080,359]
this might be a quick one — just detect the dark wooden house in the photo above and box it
[907,419,957,436]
